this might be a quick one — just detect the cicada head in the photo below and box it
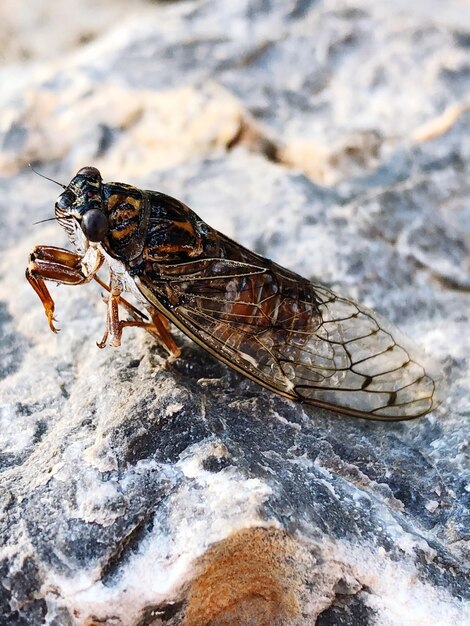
[55,166,109,253]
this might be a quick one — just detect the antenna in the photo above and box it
[33,217,58,225]
[28,163,66,189]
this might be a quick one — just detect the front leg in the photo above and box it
[26,245,103,332]
[27,245,180,356]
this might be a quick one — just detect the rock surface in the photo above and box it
[0,1,469,625]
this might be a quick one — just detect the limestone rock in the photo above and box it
[0,1,469,625]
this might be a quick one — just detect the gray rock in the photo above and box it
[0,1,469,625]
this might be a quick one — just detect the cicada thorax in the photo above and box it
[142,192,210,262]
[104,186,217,265]
[103,184,151,261]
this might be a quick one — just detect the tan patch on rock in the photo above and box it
[183,527,304,626]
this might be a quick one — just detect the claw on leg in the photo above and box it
[25,267,58,332]
[97,326,109,349]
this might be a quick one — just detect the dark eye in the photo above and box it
[81,209,108,242]
[56,190,75,211]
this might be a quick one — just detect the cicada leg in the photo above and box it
[146,308,180,357]
[26,245,103,332]
[95,277,180,357]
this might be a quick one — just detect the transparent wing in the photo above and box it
[138,253,443,420]
[275,283,443,419]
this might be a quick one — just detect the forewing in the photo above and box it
[138,254,442,420]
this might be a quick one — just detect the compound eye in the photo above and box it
[56,190,75,211]
[81,209,108,242]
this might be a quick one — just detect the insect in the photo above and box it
[26,167,443,420]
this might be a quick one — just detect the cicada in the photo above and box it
[26,167,443,420]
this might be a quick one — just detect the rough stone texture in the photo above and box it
[0,1,469,625]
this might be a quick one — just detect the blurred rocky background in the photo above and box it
[0,1,469,625]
